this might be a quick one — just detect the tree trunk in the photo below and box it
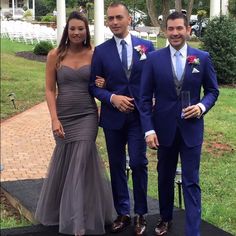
[187,0,194,23]
[175,0,182,12]
[146,0,159,27]
[160,0,170,32]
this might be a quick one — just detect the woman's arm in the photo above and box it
[45,49,65,138]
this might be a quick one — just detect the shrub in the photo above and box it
[23,9,33,21]
[201,16,236,85]
[33,41,53,55]
[35,0,51,19]
[22,5,28,11]
[41,14,56,22]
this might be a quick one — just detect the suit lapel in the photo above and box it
[131,36,140,64]
[186,46,194,76]
[129,36,145,80]
[182,46,194,87]
[109,37,123,69]
[110,37,131,78]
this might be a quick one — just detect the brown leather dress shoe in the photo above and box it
[134,215,147,235]
[111,215,131,233]
[154,218,172,235]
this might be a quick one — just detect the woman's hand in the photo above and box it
[52,119,65,138]
[95,76,106,88]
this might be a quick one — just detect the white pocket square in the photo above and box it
[192,68,200,73]
[140,54,147,60]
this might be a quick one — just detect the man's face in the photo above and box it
[106,5,131,38]
[166,18,191,50]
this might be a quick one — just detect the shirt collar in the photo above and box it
[169,43,188,58]
[114,33,132,47]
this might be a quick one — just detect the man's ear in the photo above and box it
[187,25,192,36]
[128,15,132,26]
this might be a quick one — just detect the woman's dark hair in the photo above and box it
[166,11,189,28]
[56,11,91,68]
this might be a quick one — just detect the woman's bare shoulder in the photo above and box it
[46,48,58,64]
[47,48,58,58]
[87,48,94,58]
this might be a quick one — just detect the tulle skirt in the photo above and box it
[35,140,114,235]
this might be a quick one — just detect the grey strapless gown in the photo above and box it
[35,65,114,235]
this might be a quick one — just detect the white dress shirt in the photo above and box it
[113,33,133,69]
[169,43,187,77]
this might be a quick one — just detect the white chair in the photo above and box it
[129,30,140,37]
[139,31,148,40]
[148,33,158,48]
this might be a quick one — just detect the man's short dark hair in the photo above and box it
[108,2,130,14]
[166,11,189,28]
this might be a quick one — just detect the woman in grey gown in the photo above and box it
[35,11,114,236]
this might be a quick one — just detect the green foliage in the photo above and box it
[228,0,236,17]
[197,9,207,20]
[67,0,77,8]
[41,14,56,22]
[35,0,51,18]
[45,0,56,11]
[23,9,33,21]
[23,9,32,17]
[201,16,236,85]
[33,41,54,55]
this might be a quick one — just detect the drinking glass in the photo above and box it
[181,91,190,118]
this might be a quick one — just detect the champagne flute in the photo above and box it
[181,91,190,118]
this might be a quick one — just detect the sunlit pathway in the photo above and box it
[1,102,54,181]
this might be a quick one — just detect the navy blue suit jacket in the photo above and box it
[89,35,155,130]
[139,45,219,147]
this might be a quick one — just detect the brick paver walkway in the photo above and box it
[1,102,54,181]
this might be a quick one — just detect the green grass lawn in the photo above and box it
[0,198,31,229]
[1,38,235,235]
[1,39,46,120]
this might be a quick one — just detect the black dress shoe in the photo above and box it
[111,215,131,233]
[134,215,147,236]
[154,218,172,235]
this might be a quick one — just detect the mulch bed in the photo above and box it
[15,51,47,62]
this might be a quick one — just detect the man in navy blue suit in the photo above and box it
[89,2,155,235]
[139,12,219,236]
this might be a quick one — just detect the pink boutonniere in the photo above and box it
[187,55,200,65]
[187,55,200,73]
[134,45,147,60]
